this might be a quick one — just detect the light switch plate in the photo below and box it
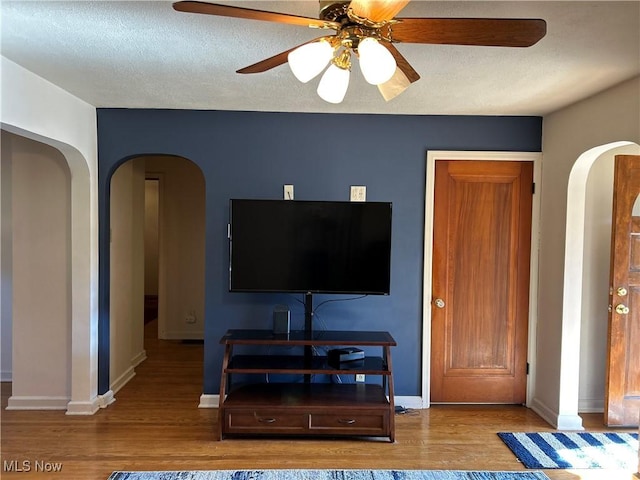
[350,185,366,202]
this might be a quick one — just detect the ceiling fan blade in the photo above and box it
[236,38,329,74]
[377,42,419,101]
[382,42,420,83]
[173,1,340,30]
[390,18,547,47]
[377,69,411,102]
[348,0,410,23]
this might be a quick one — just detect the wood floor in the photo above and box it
[1,321,637,480]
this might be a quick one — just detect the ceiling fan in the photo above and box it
[173,0,546,103]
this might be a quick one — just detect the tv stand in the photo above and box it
[217,329,396,441]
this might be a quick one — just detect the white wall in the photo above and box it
[579,157,614,412]
[144,179,160,297]
[110,159,146,394]
[145,156,205,340]
[132,162,145,366]
[1,56,99,414]
[4,131,72,409]
[1,134,14,382]
[535,76,640,428]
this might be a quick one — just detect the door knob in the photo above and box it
[615,304,630,315]
[434,298,445,309]
[616,287,628,297]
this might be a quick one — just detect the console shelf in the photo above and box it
[218,329,396,441]
[227,355,388,374]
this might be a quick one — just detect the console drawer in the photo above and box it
[309,411,388,435]
[224,409,308,434]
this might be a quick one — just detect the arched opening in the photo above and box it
[105,155,206,399]
[560,140,640,428]
[1,130,75,410]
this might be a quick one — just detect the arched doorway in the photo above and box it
[560,140,640,428]
[1,128,97,413]
[104,155,206,398]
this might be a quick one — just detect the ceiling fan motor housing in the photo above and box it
[319,1,351,23]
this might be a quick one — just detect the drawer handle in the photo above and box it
[257,417,276,424]
[338,418,356,425]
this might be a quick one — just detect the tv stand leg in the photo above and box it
[304,293,313,383]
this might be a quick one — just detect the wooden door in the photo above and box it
[431,160,533,403]
[605,154,640,427]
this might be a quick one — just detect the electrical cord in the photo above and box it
[313,295,369,313]
[394,405,419,416]
[284,293,369,385]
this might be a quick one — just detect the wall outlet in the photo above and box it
[355,374,365,383]
[350,186,366,202]
[284,184,294,200]
[185,312,197,324]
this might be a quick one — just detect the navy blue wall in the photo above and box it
[97,109,542,397]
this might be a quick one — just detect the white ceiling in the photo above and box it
[2,1,639,116]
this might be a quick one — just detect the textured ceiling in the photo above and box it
[1,1,639,115]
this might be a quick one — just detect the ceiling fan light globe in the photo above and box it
[287,40,334,83]
[358,37,397,85]
[317,64,350,104]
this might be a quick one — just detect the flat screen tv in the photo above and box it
[229,199,392,295]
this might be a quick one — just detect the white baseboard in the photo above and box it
[159,331,204,341]
[530,396,584,430]
[66,397,101,415]
[530,396,557,427]
[1,370,12,382]
[131,350,147,368]
[199,394,220,408]
[578,397,604,413]
[556,413,586,430]
[98,389,116,408]
[6,395,69,410]
[110,366,135,395]
[394,396,423,409]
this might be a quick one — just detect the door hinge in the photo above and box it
[532,183,536,194]
[526,362,530,375]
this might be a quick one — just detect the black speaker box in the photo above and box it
[327,347,365,367]
[273,305,290,335]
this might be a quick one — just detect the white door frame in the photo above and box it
[422,151,542,408]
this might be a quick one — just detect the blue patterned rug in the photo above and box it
[108,470,551,480]
[498,432,639,469]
